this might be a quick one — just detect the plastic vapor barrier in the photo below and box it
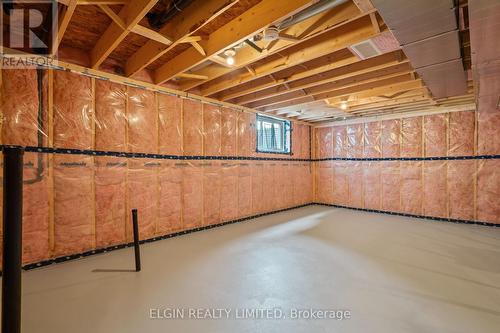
[0,69,312,266]
[313,111,500,225]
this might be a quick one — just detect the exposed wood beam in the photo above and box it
[98,6,173,45]
[369,12,380,33]
[257,74,422,112]
[198,16,381,97]
[53,0,78,53]
[98,4,125,29]
[179,1,365,92]
[176,73,209,80]
[90,0,158,68]
[246,64,414,109]
[190,41,206,56]
[125,0,239,77]
[230,51,407,105]
[218,49,357,101]
[352,0,375,13]
[131,25,172,45]
[153,0,317,84]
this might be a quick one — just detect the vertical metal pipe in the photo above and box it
[2,146,24,333]
[132,209,141,272]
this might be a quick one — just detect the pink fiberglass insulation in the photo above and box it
[182,162,203,229]
[400,161,422,215]
[423,161,447,218]
[448,160,475,220]
[127,87,157,154]
[316,161,333,203]
[381,119,401,157]
[448,111,475,156]
[1,70,41,145]
[346,124,364,158]
[363,162,381,210]
[158,162,183,233]
[251,162,264,214]
[273,163,286,209]
[203,104,222,156]
[262,162,276,211]
[22,153,50,264]
[347,161,363,207]
[182,99,203,155]
[238,163,253,217]
[158,93,182,155]
[316,127,333,158]
[53,71,93,149]
[401,117,423,158]
[95,156,126,248]
[128,159,158,240]
[293,125,303,158]
[363,122,382,158]
[478,105,500,155]
[381,161,400,212]
[221,107,238,156]
[424,114,447,157]
[292,163,303,206]
[283,163,294,208]
[333,125,346,157]
[53,155,94,256]
[477,160,500,223]
[332,161,348,206]
[238,112,255,157]
[220,162,239,221]
[203,162,221,225]
[95,80,127,151]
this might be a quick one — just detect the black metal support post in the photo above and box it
[132,209,141,272]
[2,147,24,333]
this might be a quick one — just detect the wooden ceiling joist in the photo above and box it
[125,0,238,77]
[57,0,129,5]
[153,0,318,85]
[246,62,414,109]
[257,74,422,112]
[90,0,158,68]
[229,50,407,105]
[178,1,364,92]
[198,15,382,97]
[217,49,358,101]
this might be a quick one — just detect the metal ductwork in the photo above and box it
[278,0,350,30]
[370,0,468,99]
[147,0,195,30]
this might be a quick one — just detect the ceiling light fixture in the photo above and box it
[224,49,236,66]
[340,101,348,110]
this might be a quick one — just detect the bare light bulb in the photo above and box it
[226,56,235,65]
[340,101,348,110]
[224,49,236,66]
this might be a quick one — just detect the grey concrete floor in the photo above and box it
[6,206,500,332]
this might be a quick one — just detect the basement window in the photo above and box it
[256,114,291,154]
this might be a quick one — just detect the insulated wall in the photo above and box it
[0,69,312,265]
[313,111,500,224]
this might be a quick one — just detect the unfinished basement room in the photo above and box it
[0,0,499,332]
